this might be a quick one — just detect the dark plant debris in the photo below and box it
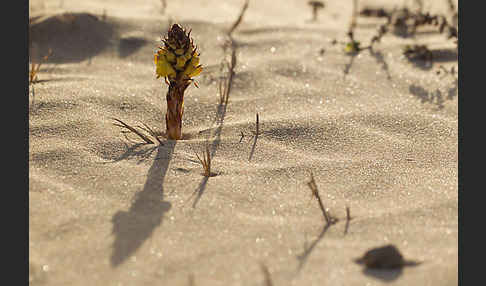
[355,244,421,269]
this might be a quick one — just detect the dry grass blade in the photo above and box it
[248,113,260,161]
[218,60,229,105]
[227,0,250,36]
[30,49,53,85]
[194,144,212,177]
[112,118,154,144]
[307,172,338,225]
[255,113,260,135]
[139,123,164,145]
[344,205,353,235]
[239,131,245,143]
[218,46,237,106]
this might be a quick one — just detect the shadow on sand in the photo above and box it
[30,12,116,63]
[362,267,403,282]
[409,78,457,109]
[190,95,228,209]
[110,141,176,267]
[190,41,235,208]
[296,223,331,272]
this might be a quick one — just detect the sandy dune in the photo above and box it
[29,0,458,285]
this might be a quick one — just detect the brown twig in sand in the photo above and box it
[112,118,155,144]
[239,131,245,143]
[227,0,250,37]
[297,172,340,271]
[138,123,164,145]
[30,48,53,85]
[193,144,213,177]
[218,47,236,106]
[344,205,353,235]
[248,113,261,161]
[307,171,338,225]
[253,113,260,136]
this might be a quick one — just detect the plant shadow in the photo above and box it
[369,48,392,80]
[343,53,358,77]
[190,98,227,209]
[296,223,331,272]
[362,267,403,282]
[409,79,457,109]
[190,46,234,208]
[30,12,116,63]
[118,36,148,58]
[110,141,176,267]
[406,48,457,71]
[107,143,158,164]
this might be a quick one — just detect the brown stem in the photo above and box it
[165,79,189,140]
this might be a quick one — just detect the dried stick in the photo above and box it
[248,113,260,161]
[344,205,353,235]
[194,144,212,177]
[112,118,155,144]
[307,172,339,225]
[227,0,250,36]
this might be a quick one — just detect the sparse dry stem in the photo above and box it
[228,0,250,36]
[194,144,212,177]
[112,118,156,144]
[307,172,338,225]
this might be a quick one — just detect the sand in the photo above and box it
[29,0,458,285]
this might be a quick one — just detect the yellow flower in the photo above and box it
[344,41,360,54]
[183,64,203,78]
[165,50,176,63]
[154,52,176,78]
[175,56,187,70]
[155,24,203,81]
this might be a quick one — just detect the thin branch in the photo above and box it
[307,172,340,226]
[227,0,250,36]
[307,171,332,224]
[112,118,154,144]
[248,113,260,161]
[140,123,164,145]
[344,205,353,235]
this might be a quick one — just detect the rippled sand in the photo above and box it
[29,0,458,285]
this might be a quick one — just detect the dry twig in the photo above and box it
[112,118,155,144]
[193,144,212,177]
[248,113,261,161]
[307,171,338,224]
[30,49,53,85]
[227,0,250,36]
[344,205,353,235]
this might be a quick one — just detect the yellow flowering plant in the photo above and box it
[155,24,203,140]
